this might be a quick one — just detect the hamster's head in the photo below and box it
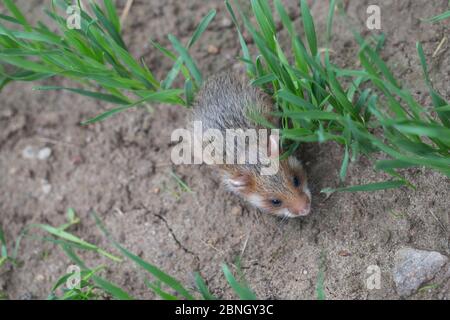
[223,153,311,218]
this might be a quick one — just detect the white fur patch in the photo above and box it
[278,208,297,218]
[247,193,264,208]
[303,186,312,201]
[288,156,303,170]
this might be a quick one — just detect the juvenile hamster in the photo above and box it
[192,73,311,217]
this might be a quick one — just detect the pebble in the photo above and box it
[22,146,52,160]
[41,179,52,194]
[37,147,52,160]
[338,250,351,257]
[220,17,233,28]
[22,146,37,159]
[231,206,242,216]
[35,274,45,282]
[393,247,448,297]
[19,292,34,300]
[207,44,220,55]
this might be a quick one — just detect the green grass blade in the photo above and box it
[422,10,450,23]
[326,0,336,44]
[251,0,276,51]
[275,0,293,35]
[61,245,134,300]
[222,264,256,300]
[50,272,75,293]
[416,42,450,126]
[92,274,133,300]
[339,145,349,182]
[103,0,121,33]
[2,0,32,31]
[33,86,130,104]
[194,272,217,300]
[0,13,20,24]
[159,10,215,89]
[82,89,184,124]
[187,9,216,48]
[145,280,179,300]
[225,0,255,75]
[322,180,406,194]
[33,224,97,249]
[0,225,7,265]
[300,0,318,56]
[114,241,195,300]
[31,223,122,262]
[168,34,202,87]
[90,1,127,50]
[184,78,194,107]
[316,251,326,300]
[375,159,416,171]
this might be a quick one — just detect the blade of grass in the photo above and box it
[33,86,131,104]
[103,0,121,34]
[422,10,450,23]
[168,34,202,87]
[322,180,406,194]
[417,42,450,126]
[30,223,122,262]
[82,89,184,124]
[194,272,217,300]
[222,264,256,300]
[2,0,32,31]
[60,245,134,300]
[300,0,318,56]
[316,251,326,300]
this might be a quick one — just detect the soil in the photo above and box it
[0,0,449,300]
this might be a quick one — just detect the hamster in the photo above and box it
[192,73,311,218]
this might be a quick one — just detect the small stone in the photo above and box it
[338,250,351,257]
[22,146,52,160]
[22,146,37,159]
[302,270,308,275]
[37,147,52,160]
[207,44,220,55]
[231,206,242,216]
[393,247,448,297]
[41,180,52,194]
[220,17,233,28]
[35,274,45,282]
[19,292,34,300]
[153,188,160,194]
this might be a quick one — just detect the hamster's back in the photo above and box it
[192,73,274,133]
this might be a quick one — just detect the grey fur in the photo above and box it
[191,72,307,199]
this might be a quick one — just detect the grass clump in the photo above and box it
[0,0,448,192]
[225,0,450,191]
[0,0,214,123]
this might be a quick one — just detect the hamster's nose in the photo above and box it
[293,201,311,216]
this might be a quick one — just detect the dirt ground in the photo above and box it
[0,0,449,300]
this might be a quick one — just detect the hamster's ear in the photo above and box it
[224,172,251,192]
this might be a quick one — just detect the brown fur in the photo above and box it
[193,73,312,218]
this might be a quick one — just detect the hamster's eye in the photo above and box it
[293,176,300,187]
[271,199,282,207]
